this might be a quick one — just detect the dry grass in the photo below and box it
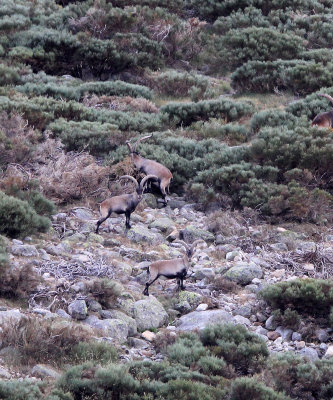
[83,94,158,113]
[0,316,96,366]
[32,139,111,203]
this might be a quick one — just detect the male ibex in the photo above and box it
[143,239,205,296]
[96,175,157,233]
[126,135,173,206]
[312,94,333,128]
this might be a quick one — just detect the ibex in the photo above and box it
[143,239,205,296]
[96,175,157,233]
[312,94,333,128]
[126,135,173,206]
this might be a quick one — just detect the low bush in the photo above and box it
[229,377,290,400]
[200,323,269,374]
[0,380,43,400]
[86,278,123,308]
[0,191,50,238]
[167,332,208,367]
[0,63,22,85]
[192,120,249,143]
[160,97,254,127]
[71,342,118,365]
[260,279,333,319]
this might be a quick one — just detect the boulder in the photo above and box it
[180,226,215,244]
[275,326,293,341]
[299,347,319,362]
[100,309,137,336]
[32,364,61,379]
[142,193,158,208]
[224,262,263,285]
[176,309,234,331]
[72,208,94,221]
[11,244,38,257]
[127,226,164,245]
[68,300,87,320]
[84,315,128,343]
[149,218,175,234]
[265,315,279,330]
[323,345,333,359]
[133,296,168,331]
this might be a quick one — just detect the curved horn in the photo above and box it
[173,239,190,252]
[125,140,133,153]
[119,175,139,188]
[133,134,153,151]
[318,93,333,105]
[140,174,159,190]
[190,239,206,252]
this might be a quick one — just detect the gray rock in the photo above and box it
[168,198,186,209]
[296,241,316,253]
[87,300,102,312]
[299,347,319,362]
[0,309,24,325]
[176,309,234,331]
[233,315,251,326]
[193,268,215,280]
[0,367,11,379]
[53,212,67,222]
[68,300,87,320]
[72,208,94,220]
[32,364,61,379]
[56,309,71,319]
[226,251,241,261]
[127,226,164,245]
[149,218,175,234]
[127,337,149,349]
[133,296,168,331]
[66,233,86,242]
[315,328,329,342]
[276,326,293,341]
[180,226,215,244]
[269,243,288,252]
[174,301,192,314]
[256,326,268,336]
[224,262,263,285]
[265,315,279,330]
[234,305,252,318]
[100,309,137,336]
[84,315,128,343]
[11,244,38,257]
[142,193,158,208]
[292,332,302,341]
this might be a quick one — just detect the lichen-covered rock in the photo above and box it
[223,262,263,285]
[84,315,128,343]
[149,218,175,234]
[180,226,215,243]
[142,193,158,208]
[176,291,203,310]
[100,309,137,336]
[176,309,234,331]
[68,300,88,320]
[128,226,164,245]
[88,232,105,244]
[11,244,38,257]
[66,233,86,243]
[0,309,24,325]
[133,296,168,331]
[31,364,61,379]
[72,208,94,221]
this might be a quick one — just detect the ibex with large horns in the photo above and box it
[96,175,158,233]
[143,239,205,296]
[312,94,333,128]
[126,135,173,206]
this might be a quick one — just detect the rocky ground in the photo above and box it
[0,193,333,380]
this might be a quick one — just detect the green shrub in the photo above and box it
[0,191,50,238]
[160,97,254,127]
[167,332,208,367]
[272,309,301,330]
[229,377,290,400]
[200,324,269,374]
[222,28,305,69]
[193,120,249,143]
[0,63,22,85]
[0,380,43,400]
[0,236,9,272]
[250,110,298,133]
[71,342,118,365]
[260,279,333,317]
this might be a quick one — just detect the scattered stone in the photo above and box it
[292,332,302,341]
[267,331,281,341]
[180,225,215,243]
[315,328,329,342]
[271,269,285,278]
[265,315,278,330]
[142,193,158,208]
[72,208,94,220]
[234,305,252,318]
[88,233,105,244]
[68,300,87,320]
[87,300,102,312]
[196,303,209,311]
[100,310,137,336]
[256,326,268,336]
[0,309,24,325]
[133,296,168,331]
[128,226,164,245]
[11,244,38,257]
[276,326,293,341]
[149,218,175,234]
[323,345,333,359]
[84,316,128,343]
[176,309,234,331]
[141,330,156,342]
[296,241,316,253]
[66,233,86,242]
[127,337,149,348]
[269,243,288,252]
[233,315,251,326]
[32,364,61,379]
[56,309,71,319]
[299,347,319,362]
[303,263,315,272]
[193,268,215,280]
[0,367,11,379]
[224,262,263,285]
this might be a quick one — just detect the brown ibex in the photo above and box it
[126,135,173,206]
[312,94,333,128]
[96,175,158,233]
[143,239,205,296]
